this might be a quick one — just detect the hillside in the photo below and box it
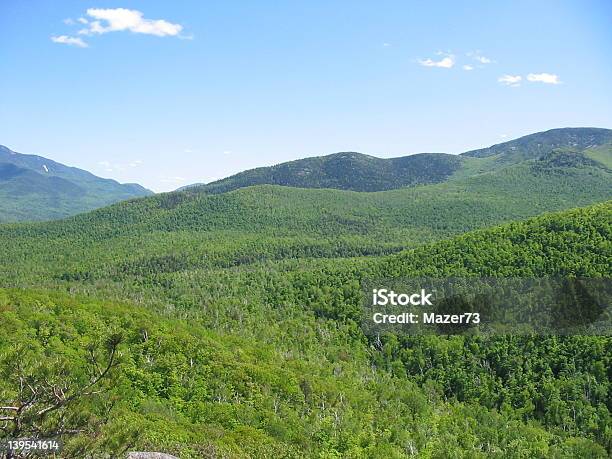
[0,145,152,222]
[461,127,612,164]
[186,127,612,194]
[0,202,610,457]
[0,154,608,296]
[195,151,463,193]
[0,128,611,457]
[1,148,608,244]
[2,128,609,223]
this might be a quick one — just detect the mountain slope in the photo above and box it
[461,127,612,162]
[187,127,612,194]
[0,202,609,457]
[0,152,610,289]
[0,145,152,223]
[196,151,463,193]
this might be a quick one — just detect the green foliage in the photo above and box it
[1,127,612,457]
[196,152,463,193]
[584,142,612,169]
[0,200,610,456]
[1,288,608,458]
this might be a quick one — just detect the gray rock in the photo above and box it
[127,453,179,459]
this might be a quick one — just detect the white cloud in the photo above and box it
[462,64,474,71]
[79,8,183,37]
[498,75,522,87]
[419,54,455,68]
[475,55,492,64]
[527,73,561,84]
[63,18,75,25]
[467,51,493,64]
[51,35,88,48]
[77,17,89,25]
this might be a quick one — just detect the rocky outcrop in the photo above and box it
[127,453,179,459]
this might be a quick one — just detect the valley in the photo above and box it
[0,128,610,457]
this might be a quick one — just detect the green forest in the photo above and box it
[0,129,611,458]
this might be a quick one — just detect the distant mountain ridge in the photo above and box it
[2,127,611,223]
[198,151,462,194]
[0,145,152,223]
[186,127,612,194]
[461,127,612,159]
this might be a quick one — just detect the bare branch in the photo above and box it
[36,340,119,418]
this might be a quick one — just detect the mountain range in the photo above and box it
[0,127,610,224]
[0,180,610,456]
[0,127,611,456]
[0,145,152,222]
[189,127,612,194]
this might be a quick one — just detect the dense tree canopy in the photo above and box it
[0,198,610,457]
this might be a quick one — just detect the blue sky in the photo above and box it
[1,1,611,191]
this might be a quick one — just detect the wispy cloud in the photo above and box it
[79,8,183,37]
[497,73,561,87]
[418,50,494,70]
[527,73,561,84]
[474,55,492,64]
[467,51,494,65]
[51,35,88,48]
[498,75,522,87]
[419,53,455,68]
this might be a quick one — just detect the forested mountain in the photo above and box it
[2,146,606,253]
[0,145,152,222]
[196,151,463,193]
[187,127,612,194]
[2,128,609,223]
[461,127,612,160]
[0,202,610,457]
[0,128,611,457]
